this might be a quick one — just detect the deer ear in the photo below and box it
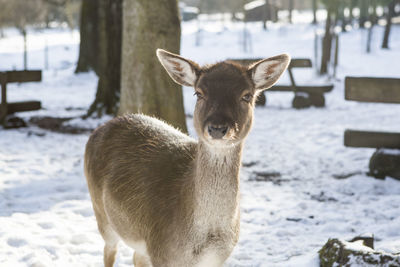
[156,49,199,87]
[248,54,291,91]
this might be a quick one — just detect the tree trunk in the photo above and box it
[382,0,395,49]
[320,8,333,74]
[22,28,27,70]
[87,0,122,116]
[339,2,347,32]
[75,0,99,73]
[366,0,376,53]
[366,24,373,53]
[333,34,339,77]
[349,0,357,25]
[312,0,317,24]
[119,0,187,132]
[288,0,294,23]
[262,0,269,30]
[371,0,377,26]
[359,0,368,28]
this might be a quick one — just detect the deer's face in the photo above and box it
[157,50,290,146]
[192,63,255,146]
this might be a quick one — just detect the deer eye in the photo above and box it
[194,91,204,100]
[241,93,253,103]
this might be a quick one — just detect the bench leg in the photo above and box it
[1,78,6,126]
[292,92,311,109]
[0,104,7,126]
[255,92,266,106]
[309,93,325,107]
[292,93,326,109]
[369,149,400,180]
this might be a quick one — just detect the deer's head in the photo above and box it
[157,49,290,147]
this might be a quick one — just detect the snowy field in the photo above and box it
[1,18,400,267]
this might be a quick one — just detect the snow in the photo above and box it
[1,18,400,267]
[244,0,266,11]
[344,240,374,253]
[342,238,399,267]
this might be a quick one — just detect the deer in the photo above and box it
[84,49,290,267]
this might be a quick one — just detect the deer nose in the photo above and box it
[207,124,228,139]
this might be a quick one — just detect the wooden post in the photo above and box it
[45,39,49,70]
[333,34,339,78]
[359,0,368,28]
[288,68,297,93]
[314,30,319,74]
[288,0,293,23]
[263,0,271,30]
[349,0,356,25]
[320,7,333,74]
[0,73,7,124]
[312,0,317,24]
[366,0,375,53]
[23,29,27,70]
[382,0,395,49]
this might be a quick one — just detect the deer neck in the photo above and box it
[192,140,243,229]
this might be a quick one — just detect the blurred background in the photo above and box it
[0,0,400,266]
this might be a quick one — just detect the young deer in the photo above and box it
[84,49,290,267]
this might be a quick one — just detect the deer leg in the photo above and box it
[100,225,119,267]
[104,243,118,267]
[94,208,120,267]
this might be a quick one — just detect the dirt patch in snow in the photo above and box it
[29,116,92,134]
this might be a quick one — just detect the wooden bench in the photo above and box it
[229,58,334,108]
[0,70,42,126]
[344,76,400,179]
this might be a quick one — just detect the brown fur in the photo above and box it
[84,49,290,267]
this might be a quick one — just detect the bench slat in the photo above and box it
[228,58,312,68]
[228,58,262,66]
[271,85,334,93]
[344,129,400,149]
[0,70,42,83]
[7,101,41,114]
[345,77,400,104]
[288,58,312,68]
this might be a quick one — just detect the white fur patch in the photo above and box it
[125,239,148,256]
[195,250,222,267]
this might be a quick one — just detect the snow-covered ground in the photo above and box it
[1,19,400,267]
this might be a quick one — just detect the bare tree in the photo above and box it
[263,0,271,29]
[119,0,187,132]
[382,0,396,49]
[0,0,45,69]
[359,0,368,27]
[88,0,122,116]
[312,0,318,24]
[349,0,357,25]
[320,0,338,74]
[288,0,294,23]
[75,0,99,73]
[366,0,377,53]
[74,0,122,116]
